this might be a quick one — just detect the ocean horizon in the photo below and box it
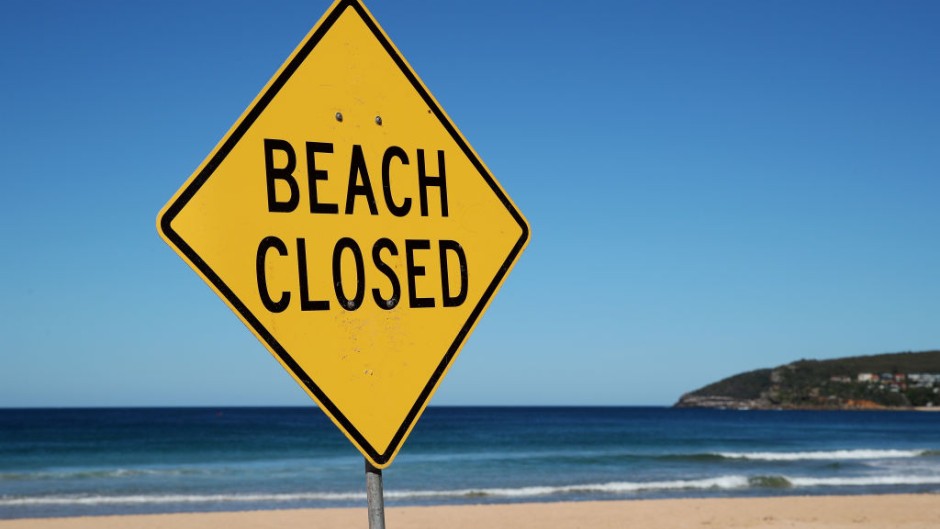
[1,406,939,519]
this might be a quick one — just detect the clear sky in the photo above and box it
[2,0,938,407]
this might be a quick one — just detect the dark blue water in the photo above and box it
[1,407,939,518]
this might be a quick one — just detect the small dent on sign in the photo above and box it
[335,112,343,122]
[375,115,383,125]
[364,369,374,376]
[346,300,356,310]
[386,298,397,309]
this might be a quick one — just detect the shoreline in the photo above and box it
[2,494,938,529]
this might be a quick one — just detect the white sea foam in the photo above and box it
[4,473,939,508]
[717,449,928,461]
[788,475,940,487]
[0,477,753,507]
[395,476,753,498]
[0,492,367,506]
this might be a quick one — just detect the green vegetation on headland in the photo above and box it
[675,350,940,410]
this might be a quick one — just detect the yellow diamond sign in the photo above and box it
[157,0,529,468]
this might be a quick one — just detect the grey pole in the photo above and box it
[365,459,386,529]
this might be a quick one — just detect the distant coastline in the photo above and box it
[675,350,940,410]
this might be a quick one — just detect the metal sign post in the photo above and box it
[365,459,386,529]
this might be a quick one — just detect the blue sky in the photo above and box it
[2,0,938,407]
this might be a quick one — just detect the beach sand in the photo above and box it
[1,494,937,529]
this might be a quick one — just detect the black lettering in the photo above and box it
[256,236,290,312]
[405,239,435,308]
[439,240,468,307]
[371,238,401,310]
[264,139,299,213]
[418,149,448,217]
[332,237,365,311]
[296,238,329,311]
[345,145,378,215]
[306,141,338,214]
[382,146,412,217]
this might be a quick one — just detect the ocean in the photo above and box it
[1,407,939,519]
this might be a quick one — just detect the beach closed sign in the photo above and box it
[157,0,529,468]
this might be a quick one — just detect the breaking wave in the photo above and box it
[714,449,930,461]
[6,473,940,507]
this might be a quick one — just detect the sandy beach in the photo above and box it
[2,495,937,529]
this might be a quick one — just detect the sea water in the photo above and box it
[1,407,938,518]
